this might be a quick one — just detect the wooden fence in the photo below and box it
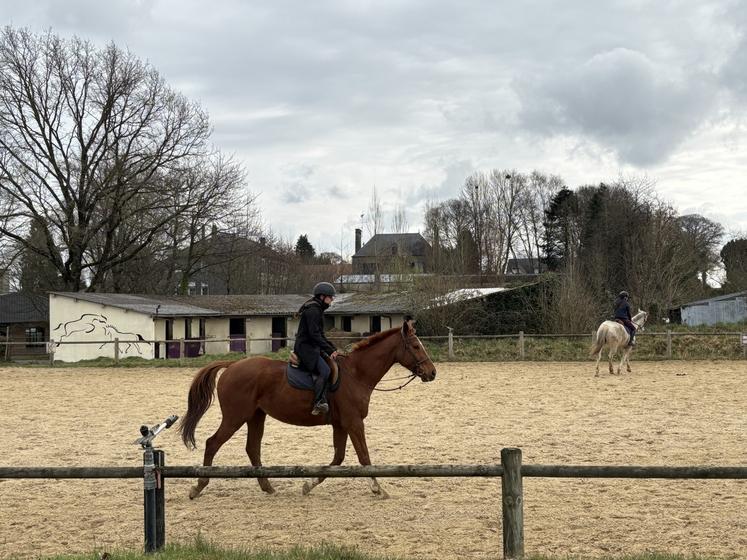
[2,330,746,364]
[1,448,746,558]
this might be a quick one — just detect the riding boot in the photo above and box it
[311,375,329,415]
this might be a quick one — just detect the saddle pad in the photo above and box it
[286,364,316,391]
[285,364,342,392]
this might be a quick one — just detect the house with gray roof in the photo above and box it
[352,233,430,276]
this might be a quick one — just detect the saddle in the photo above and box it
[286,352,340,392]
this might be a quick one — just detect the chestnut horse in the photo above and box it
[179,319,436,498]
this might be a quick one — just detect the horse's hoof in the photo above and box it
[374,488,390,499]
[189,486,201,500]
[302,482,312,495]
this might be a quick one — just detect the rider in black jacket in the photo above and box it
[294,282,338,415]
[613,291,636,346]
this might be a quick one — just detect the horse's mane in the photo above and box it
[350,327,400,352]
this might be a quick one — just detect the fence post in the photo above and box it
[154,449,166,550]
[143,445,158,552]
[245,335,251,356]
[501,447,524,559]
[114,338,120,364]
[179,339,184,364]
[518,331,525,360]
[666,330,672,359]
[742,332,747,360]
[48,340,55,367]
[447,327,454,360]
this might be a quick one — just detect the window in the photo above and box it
[0,325,7,339]
[370,316,381,333]
[342,316,352,332]
[185,318,192,339]
[200,283,209,295]
[25,326,44,348]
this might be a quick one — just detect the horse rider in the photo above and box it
[294,281,339,415]
[613,290,636,346]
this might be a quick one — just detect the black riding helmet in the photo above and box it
[618,290,629,298]
[313,282,336,298]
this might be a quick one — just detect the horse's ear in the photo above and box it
[402,315,416,335]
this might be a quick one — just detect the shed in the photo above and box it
[0,293,49,360]
[679,291,747,326]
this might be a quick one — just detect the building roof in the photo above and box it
[353,233,430,258]
[328,292,412,315]
[505,258,547,275]
[167,294,308,316]
[429,287,508,308]
[49,291,414,318]
[0,292,49,323]
[335,273,430,284]
[680,290,747,308]
[51,292,219,317]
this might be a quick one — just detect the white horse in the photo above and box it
[591,310,648,376]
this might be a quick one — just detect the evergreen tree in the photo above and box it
[19,220,64,292]
[542,188,580,271]
[720,238,747,291]
[294,234,316,262]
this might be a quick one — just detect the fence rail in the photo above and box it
[2,453,746,559]
[2,329,746,363]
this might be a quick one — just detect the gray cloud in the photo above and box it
[516,48,717,165]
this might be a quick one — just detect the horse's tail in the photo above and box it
[179,360,235,449]
[589,327,606,357]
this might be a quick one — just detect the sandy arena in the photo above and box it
[0,361,745,559]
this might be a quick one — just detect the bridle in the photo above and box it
[340,329,433,392]
[400,330,431,379]
[368,330,433,392]
[372,331,427,392]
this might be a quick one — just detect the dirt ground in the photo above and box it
[0,361,745,560]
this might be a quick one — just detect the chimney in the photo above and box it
[355,228,362,253]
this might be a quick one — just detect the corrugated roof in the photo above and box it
[51,292,219,317]
[680,290,747,308]
[429,287,508,308]
[353,233,429,258]
[0,293,49,323]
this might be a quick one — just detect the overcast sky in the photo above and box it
[4,0,747,257]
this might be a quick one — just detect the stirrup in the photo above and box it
[311,402,329,415]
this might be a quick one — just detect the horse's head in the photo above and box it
[397,317,436,382]
[634,309,649,331]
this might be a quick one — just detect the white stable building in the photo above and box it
[48,291,411,363]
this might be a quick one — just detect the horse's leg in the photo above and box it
[608,347,615,375]
[245,410,275,494]
[347,421,388,498]
[595,346,603,377]
[624,347,633,373]
[189,416,243,499]
[617,346,626,375]
[303,424,348,495]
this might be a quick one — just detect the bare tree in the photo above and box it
[364,185,383,238]
[515,171,563,269]
[0,28,219,291]
[390,201,408,233]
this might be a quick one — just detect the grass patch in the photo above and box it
[32,540,735,560]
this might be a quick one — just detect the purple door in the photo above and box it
[229,334,246,353]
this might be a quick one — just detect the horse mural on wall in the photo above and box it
[53,313,147,356]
